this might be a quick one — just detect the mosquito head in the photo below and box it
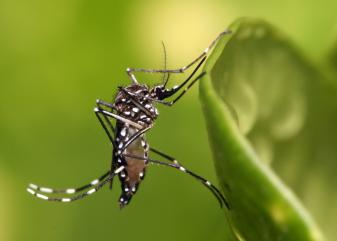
[150,85,172,100]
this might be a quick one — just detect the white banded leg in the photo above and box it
[150,159,229,209]
[126,30,231,83]
[27,171,110,195]
[123,154,230,209]
[27,166,125,202]
[149,147,181,165]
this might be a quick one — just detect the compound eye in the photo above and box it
[155,86,164,96]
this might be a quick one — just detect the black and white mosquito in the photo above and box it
[27,30,231,209]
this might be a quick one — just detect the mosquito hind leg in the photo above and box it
[27,167,125,202]
[123,154,230,209]
[28,171,110,195]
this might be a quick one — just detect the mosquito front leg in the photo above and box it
[126,30,231,83]
[164,71,206,106]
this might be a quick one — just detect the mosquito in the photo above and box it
[27,30,231,209]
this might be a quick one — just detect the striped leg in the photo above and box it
[26,166,125,202]
[27,171,110,195]
[123,154,230,209]
[126,30,231,84]
[149,147,181,165]
[150,159,229,209]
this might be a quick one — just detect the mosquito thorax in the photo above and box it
[114,84,159,125]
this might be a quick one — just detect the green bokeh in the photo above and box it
[1,0,336,241]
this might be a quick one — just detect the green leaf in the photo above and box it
[200,18,327,241]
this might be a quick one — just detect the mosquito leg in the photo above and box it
[95,111,116,145]
[95,101,127,189]
[26,166,125,202]
[95,99,117,143]
[151,159,229,209]
[167,71,206,106]
[123,154,229,209]
[94,108,143,129]
[149,147,181,165]
[156,59,206,106]
[96,99,116,110]
[28,171,110,195]
[126,30,231,83]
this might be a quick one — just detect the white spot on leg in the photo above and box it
[114,166,125,174]
[87,189,96,195]
[118,142,123,149]
[66,189,75,194]
[27,188,36,195]
[40,187,53,193]
[206,181,211,186]
[29,183,38,190]
[91,179,99,185]
[121,128,126,137]
[62,198,71,202]
[36,193,48,200]
[179,166,186,172]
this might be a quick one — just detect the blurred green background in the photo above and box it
[0,0,336,241]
